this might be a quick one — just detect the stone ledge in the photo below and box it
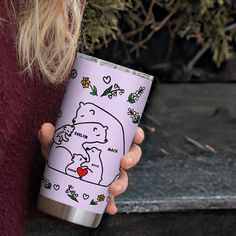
[116,83,236,212]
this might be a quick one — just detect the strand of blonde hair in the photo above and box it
[16,0,83,84]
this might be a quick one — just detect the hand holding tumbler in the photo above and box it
[37,53,153,227]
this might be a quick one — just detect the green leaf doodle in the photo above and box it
[68,194,79,202]
[90,85,98,96]
[101,85,113,97]
[90,199,98,205]
[93,86,98,95]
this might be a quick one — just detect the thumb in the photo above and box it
[38,123,55,160]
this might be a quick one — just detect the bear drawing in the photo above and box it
[65,153,88,177]
[71,102,125,186]
[65,147,103,184]
[47,122,108,173]
[80,147,103,184]
[53,125,75,145]
[48,101,125,187]
[72,102,100,124]
[70,122,108,160]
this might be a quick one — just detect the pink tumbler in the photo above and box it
[37,53,153,227]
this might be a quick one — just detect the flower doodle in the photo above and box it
[101,83,125,99]
[42,177,52,190]
[81,77,91,88]
[81,77,98,96]
[127,108,141,124]
[90,194,106,206]
[65,185,79,202]
[97,194,105,202]
[128,86,145,104]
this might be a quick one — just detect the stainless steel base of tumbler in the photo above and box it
[37,195,102,228]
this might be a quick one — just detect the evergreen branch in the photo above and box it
[225,22,236,32]
[185,21,236,79]
[129,6,177,53]
[186,39,211,72]
[83,0,236,73]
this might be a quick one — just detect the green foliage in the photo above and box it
[83,0,236,67]
[81,0,132,53]
[158,0,236,66]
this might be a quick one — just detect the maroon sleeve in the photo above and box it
[0,3,69,236]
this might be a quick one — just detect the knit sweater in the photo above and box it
[0,3,69,235]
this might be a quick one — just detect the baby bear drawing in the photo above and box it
[53,125,75,145]
[65,147,103,184]
[47,101,125,187]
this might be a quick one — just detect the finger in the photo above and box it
[38,123,55,160]
[133,127,145,145]
[120,143,142,170]
[105,195,117,215]
[109,169,128,196]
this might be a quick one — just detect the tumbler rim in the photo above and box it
[77,53,154,81]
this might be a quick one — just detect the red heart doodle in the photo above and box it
[77,167,88,177]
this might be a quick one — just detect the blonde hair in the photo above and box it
[14,0,83,84]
